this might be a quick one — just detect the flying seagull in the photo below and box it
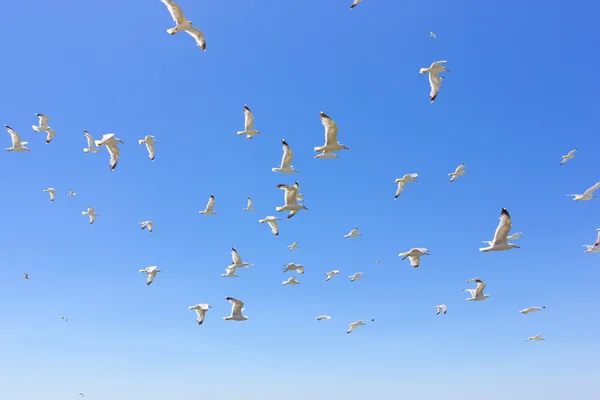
[24,273,30,280]
[188,304,212,325]
[394,173,419,199]
[520,306,546,314]
[398,248,430,268]
[81,206,98,225]
[160,0,206,50]
[479,208,520,252]
[140,221,154,232]
[349,0,363,10]
[67,190,76,197]
[95,133,124,171]
[276,181,308,218]
[376,260,383,264]
[349,272,364,281]
[243,197,255,211]
[429,31,437,39]
[272,139,299,174]
[61,316,68,322]
[138,135,158,161]
[237,105,261,139]
[282,262,304,274]
[224,297,248,321]
[525,334,546,341]
[463,278,489,301]
[5,125,30,152]
[77,393,84,397]
[140,266,161,286]
[435,304,447,315]
[259,216,281,236]
[314,112,349,155]
[346,319,375,334]
[344,228,362,238]
[283,276,300,285]
[83,130,100,153]
[419,60,450,103]
[199,194,216,215]
[449,164,467,182]
[316,315,332,321]
[560,149,578,165]
[32,113,56,144]
[43,188,56,202]
[288,242,299,250]
[325,270,340,281]
[567,182,600,201]
[229,247,253,269]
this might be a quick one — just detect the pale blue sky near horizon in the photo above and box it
[1,0,600,399]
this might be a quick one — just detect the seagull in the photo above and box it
[288,242,299,250]
[583,244,600,253]
[520,306,546,314]
[199,194,216,215]
[224,297,248,321]
[272,139,299,174]
[349,0,362,10]
[315,151,340,159]
[243,197,255,211]
[61,316,68,322]
[398,248,430,268]
[283,276,300,285]
[316,315,332,321]
[567,182,600,201]
[237,105,261,139]
[188,304,212,325]
[83,130,100,153]
[435,304,447,315]
[221,267,239,278]
[346,319,375,334]
[5,125,30,152]
[325,270,340,281]
[259,216,281,236]
[138,135,158,161]
[95,133,124,171]
[43,188,56,202]
[376,260,382,264]
[282,263,304,274]
[23,273,30,279]
[463,278,489,301]
[394,173,419,199]
[160,0,206,50]
[276,181,308,218]
[344,228,362,238]
[229,247,253,269]
[314,112,349,155]
[77,394,84,397]
[349,272,364,281]
[32,113,56,144]
[140,266,161,286]
[525,334,546,341]
[560,149,578,165]
[67,190,76,197]
[479,208,521,252]
[419,60,450,103]
[449,164,467,182]
[81,206,98,225]
[429,31,437,39]
[140,221,154,232]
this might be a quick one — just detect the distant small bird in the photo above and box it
[435,304,447,315]
[398,248,430,268]
[276,181,308,219]
[315,150,340,159]
[449,164,467,182]
[95,133,124,171]
[283,276,300,285]
[83,130,100,153]
[138,135,158,161]
[237,105,261,139]
[525,334,546,342]
[160,0,206,50]
[344,228,362,238]
[224,297,248,321]
[463,278,489,301]
[349,0,363,10]
[221,266,239,278]
[77,393,84,397]
[23,273,30,280]
[560,148,578,165]
[288,241,299,250]
[259,216,281,236]
[43,188,56,202]
[5,125,30,152]
[520,306,546,314]
[273,139,299,174]
[199,194,216,215]
[429,31,437,39]
[140,266,161,286]
[282,262,304,274]
[394,173,419,199]
[314,112,349,155]
[376,260,382,264]
[567,182,600,201]
[140,221,154,232]
[61,316,68,322]
[229,247,254,269]
[32,113,56,144]
[188,304,212,325]
[419,60,450,103]
[243,197,255,211]
[81,206,98,225]
[316,315,332,321]
[349,272,364,281]
[325,270,340,281]
[479,208,520,252]
[67,190,76,197]
[346,319,374,334]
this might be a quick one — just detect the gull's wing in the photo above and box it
[145,142,156,160]
[349,0,362,9]
[395,180,406,199]
[5,125,22,146]
[267,220,279,236]
[430,60,447,68]
[160,0,187,25]
[474,279,486,296]
[231,248,242,265]
[247,198,253,208]
[277,184,298,206]
[227,297,244,317]
[454,164,465,174]
[205,195,215,212]
[463,288,476,297]
[320,112,339,146]
[583,182,600,197]
[346,322,358,333]
[243,105,254,131]
[408,255,420,268]
[37,113,49,127]
[105,142,121,171]
[567,149,577,157]
[185,28,206,51]
[429,72,441,103]
[46,129,55,144]
[194,305,210,325]
[84,130,96,148]
[491,208,512,245]
[147,270,158,285]
[280,139,293,168]
[97,133,116,146]
[592,230,600,249]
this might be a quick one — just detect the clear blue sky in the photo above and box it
[1,0,599,399]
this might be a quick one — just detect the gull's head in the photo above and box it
[484,294,490,298]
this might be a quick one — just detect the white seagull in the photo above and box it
[398,248,430,268]
[419,60,450,103]
[160,0,206,50]
[583,244,600,253]
[81,206,98,225]
[229,247,254,269]
[479,208,521,252]
[349,272,364,281]
[316,315,332,321]
[282,262,304,274]
[43,188,56,202]
[199,194,216,215]
[325,270,340,281]
[83,130,100,153]
[237,105,261,139]
[67,190,76,197]
[224,297,248,321]
[288,242,299,250]
[344,228,362,238]
[140,221,154,232]
[463,278,489,301]
[560,148,578,165]
[95,133,124,171]
[449,164,467,182]
[520,306,546,314]
[276,181,308,219]
[243,197,255,211]
[376,260,383,264]
[567,182,600,201]
[349,0,362,10]
[32,113,56,144]
[140,266,161,286]
[61,316,68,322]
[525,334,546,341]
[346,319,375,334]
[394,173,419,199]
[221,267,239,278]
[259,216,281,236]
[283,276,300,285]
[429,31,437,39]
[435,304,447,315]
[188,304,212,325]
[273,139,299,174]
[5,125,30,152]
[24,273,30,280]
[314,112,349,155]
[138,135,158,161]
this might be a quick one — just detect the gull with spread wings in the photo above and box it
[463,278,489,301]
[5,125,29,152]
[237,105,261,139]
[567,182,600,201]
[419,60,450,103]
[276,181,308,219]
[479,208,520,252]
[314,112,349,156]
[224,297,248,321]
[160,0,206,50]
[272,139,299,174]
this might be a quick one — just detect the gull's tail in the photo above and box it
[167,27,177,35]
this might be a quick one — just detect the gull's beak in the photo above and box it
[515,245,521,248]
[445,68,451,72]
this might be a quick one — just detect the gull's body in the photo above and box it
[276,181,308,219]
[316,315,331,321]
[95,133,124,171]
[82,206,98,225]
[349,272,364,281]
[229,247,253,269]
[283,276,300,285]
[282,263,304,274]
[243,197,254,211]
[567,182,600,201]
[140,266,161,286]
[237,105,261,139]
[32,114,56,144]
[525,334,546,341]
[24,273,30,280]
[140,221,154,232]
[67,190,76,197]
[259,216,281,236]
[199,194,216,215]
[273,139,299,174]
[449,164,467,182]
[314,112,349,154]
[43,188,56,202]
[560,149,578,166]
[83,130,100,153]
[435,304,447,315]
[189,304,212,325]
[346,319,374,334]
[288,241,299,250]
[479,208,521,252]
[463,278,489,301]
[138,135,158,161]
[429,31,437,39]
[583,244,600,253]
[224,297,248,321]
[520,306,546,315]
[325,270,340,281]
[344,228,362,238]
[160,0,206,50]
[222,266,239,278]
[394,173,419,199]
[419,60,450,103]
[5,125,30,152]
[398,248,430,268]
